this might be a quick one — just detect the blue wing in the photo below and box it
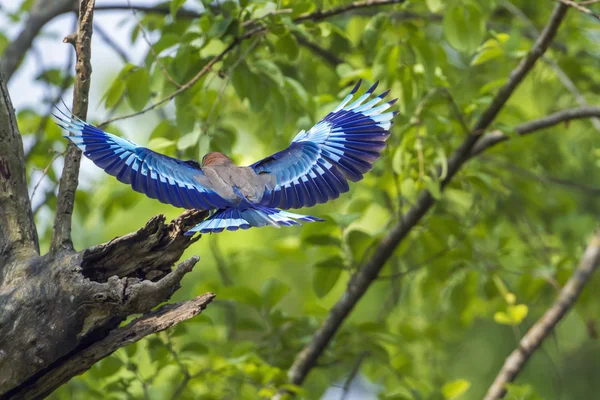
[250,80,397,209]
[54,111,229,210]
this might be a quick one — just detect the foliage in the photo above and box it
[3,0,600,398]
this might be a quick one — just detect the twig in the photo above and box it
[481,156,600,196]
[484,231,600,400]
[50,0,96,254]
[286,2,569,387]
[295,34,344,66]
[94,22,129,63]
[470,106,600,156]
[205,38,261,134]
[340,352,368,400]
[30,151,62,201]
[99,0,405,127]
[558,0,600,20]
[292,0,404,24]
[126,0,181,88]
[94,4,202,18]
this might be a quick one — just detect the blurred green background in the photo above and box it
[4,0,600,398]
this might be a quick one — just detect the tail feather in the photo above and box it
[185,205,324,235]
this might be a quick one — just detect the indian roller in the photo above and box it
[54,80,397,234]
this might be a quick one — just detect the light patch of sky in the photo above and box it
[0,1,192,216]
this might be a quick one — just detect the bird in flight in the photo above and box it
[55,80,397,234]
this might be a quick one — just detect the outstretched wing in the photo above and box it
[54,111,229,210]
[250,80,396,210]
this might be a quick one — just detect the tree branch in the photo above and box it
[294,34,344,67]
[286,1,570,387]
[99,0,405,127]
[470,106,600,156]
[0,0,76,82]
[51,0,95,254]
[5,291,216,400]
[0,209,209,396]
[0,71,39,267]
[484,230,600,400]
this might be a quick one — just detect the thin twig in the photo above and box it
[294,34,345,66]
[127,0,181,88]
[94,22,129,63]
[470,106,600,156]
[481,156,600,196]
[340,352,368,400]
[484,230,600,400]
[30,151,62,201]
[558,0,600,20]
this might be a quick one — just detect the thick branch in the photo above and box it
[5,291,215,400]
[82,209,208,282]
[484,231,600,400]
[286,2,570,386]
[0,70,39,268]
[0,208,208,396]
[0,0,76,82]
[471,106,600,156]
[51,0,95,254]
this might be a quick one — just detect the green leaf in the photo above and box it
[346,230,373,262]
[426,0,444,12]
[494,304,528,326]
[150,120,180,140]
[443,3,485,54]
[423,176,442,200]
[304,235,341,247]
[219,286,262,307]
[208,16,234,38]
[95,356,123,378]
[313,259,344,298]
[170,0,186,19]
[328,212,362,228]
[275,33,299,61]
[146,137,176,152]
[261,278,291,309]
[126,68,150,112]
[103,78,126,109]
[177,130,202,151]
[181,342,209,355]
[471,33,510,66]
[254,60,284,88]
[442,379,471,399]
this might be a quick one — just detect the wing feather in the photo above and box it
[250,80,396,209]
[54,111,228,210]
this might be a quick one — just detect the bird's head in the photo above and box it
[201,152,234,167]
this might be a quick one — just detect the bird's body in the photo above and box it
[55,80,397,234]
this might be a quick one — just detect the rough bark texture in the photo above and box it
[51,0,95,254]
[5,292,215,400]
[0,209,209,398]
[0,70,39,265]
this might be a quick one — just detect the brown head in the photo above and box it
[201,152,234,167]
